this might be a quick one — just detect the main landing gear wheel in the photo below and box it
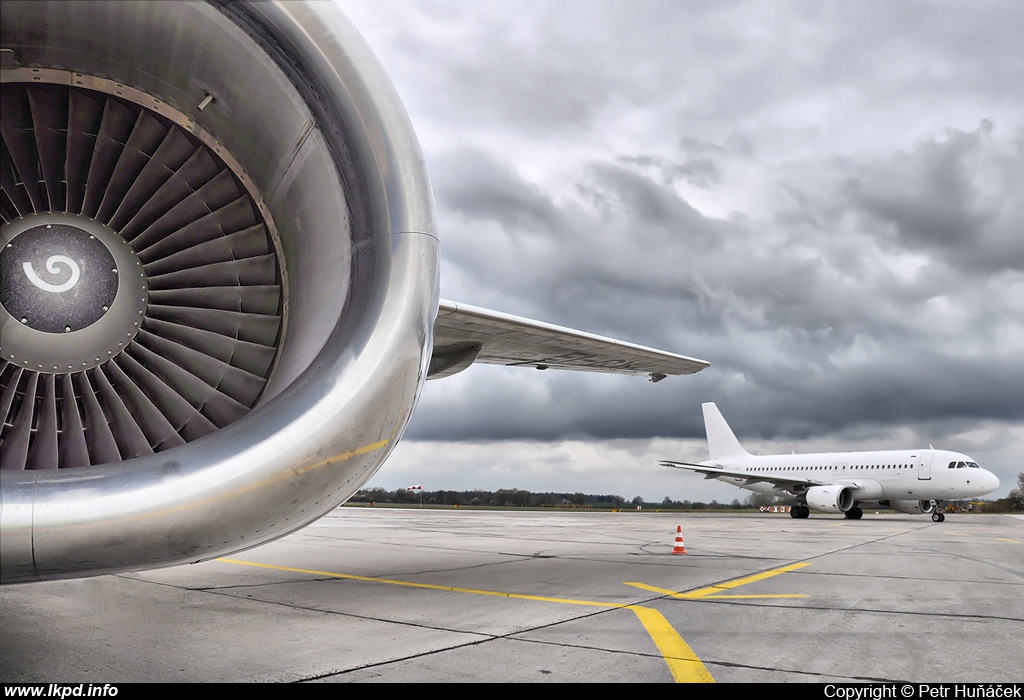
[932,512,945,522]
[845,507,863,520]
[790,505,810,519]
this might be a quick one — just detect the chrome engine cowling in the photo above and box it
[805,484,855,514]
[0,1,439,582]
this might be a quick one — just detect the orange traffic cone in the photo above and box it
[672,525,687,554]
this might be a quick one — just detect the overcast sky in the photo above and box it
[337,0,1023,502]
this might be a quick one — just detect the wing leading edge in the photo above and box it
[430,300,710,381]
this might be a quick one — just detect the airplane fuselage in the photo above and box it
[660,403,1000,521]
[708,449,1000,503]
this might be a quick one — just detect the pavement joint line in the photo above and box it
[220,557,716,683]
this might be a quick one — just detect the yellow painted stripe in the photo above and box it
[623,582,806,599]
[678,562,810,599]
[626,562,810,600]
[221,559,614,607]
[996,538,1020,544]
[221,558,715,682]
[696,593,806,597]
[690,594,808,599]
[624,581,678,596]
[628,605,715,683]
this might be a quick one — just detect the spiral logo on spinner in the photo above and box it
[23,255,83,293]
[1,223,119,333]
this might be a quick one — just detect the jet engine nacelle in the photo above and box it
[805,484,855,514]
[0,1,438,582]
[884,500,936,515]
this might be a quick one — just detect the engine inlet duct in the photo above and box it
[2,81,283,470]
[1,1,439,582]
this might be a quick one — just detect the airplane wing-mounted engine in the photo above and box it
[805,484,855,514]
[0,1,439,582]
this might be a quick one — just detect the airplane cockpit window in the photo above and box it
[949,462,956,469]
[967,462,981,469]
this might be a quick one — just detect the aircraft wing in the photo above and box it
[658,460,825,493]
[430,300,710,381]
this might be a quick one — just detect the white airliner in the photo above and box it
[659,403,1000,522]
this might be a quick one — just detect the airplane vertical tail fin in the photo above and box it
[702,403,749,460]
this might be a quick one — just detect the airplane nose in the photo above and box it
[981,470,1000,494]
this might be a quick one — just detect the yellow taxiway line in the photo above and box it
[221,558,715,683]
[628,605,716,682]
[625,562,811,600]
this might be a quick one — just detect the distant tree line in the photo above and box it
[978,472,1024,513]
[350,480,1024,512]
[348,487,788,510]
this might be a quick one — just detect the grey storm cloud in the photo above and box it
[846,125,1024,273]
[433,149,564,233]
[413,130,1024,443]
[339,0,1023,497]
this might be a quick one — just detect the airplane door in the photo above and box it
[918,453,933,480]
